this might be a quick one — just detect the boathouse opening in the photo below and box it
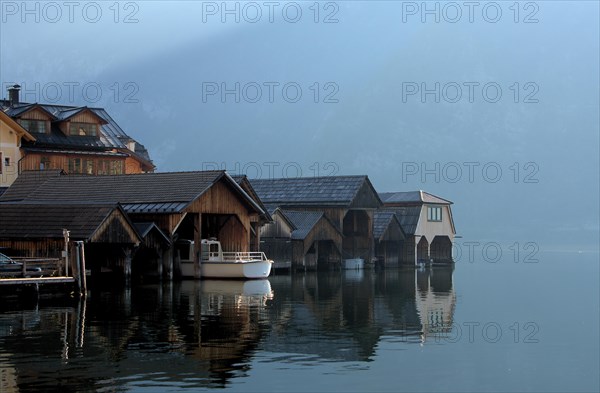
[430,236,453,264]
[342,210,372,261]
[417,236,430,264]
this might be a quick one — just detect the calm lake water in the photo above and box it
[1,251,598,392]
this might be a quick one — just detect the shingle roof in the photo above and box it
[250,176,380,207]
[0,170,264,215]
[378,206,422,235]
[280,210,326,240]
[0,202,129,240]
[0,187,7,197]
[379,191,452,205]
[373,211,405,240]
[0,170,64,201]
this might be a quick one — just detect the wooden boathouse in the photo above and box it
[373,210,407,267]
[260,208,343,270]
[0,202,140,292]
[251,176,382,270]
[378,191,456,265]
[0,170,267,280]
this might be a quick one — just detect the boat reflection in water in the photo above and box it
[0,268,455,391]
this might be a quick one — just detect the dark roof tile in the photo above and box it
[0,202,124,240]
[280,210,326,240]
[251,176,379,207]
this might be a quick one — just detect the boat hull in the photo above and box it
[201,260,272,279]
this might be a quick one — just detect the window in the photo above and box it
[69,122,98,137]
[4,157,10,167]
[85,160,95,175]
[427,206,442,222]
[68,158,82,174]
[110,160,124,175]
[19,119,46,134]
[96,160,123,175]
[40,156,51,170]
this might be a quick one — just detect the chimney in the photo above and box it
[7,84,20,106]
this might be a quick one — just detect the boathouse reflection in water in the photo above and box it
[0,267,455,390]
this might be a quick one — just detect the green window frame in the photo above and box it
[427,206,442,222]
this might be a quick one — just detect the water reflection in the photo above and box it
[0,267,455,391]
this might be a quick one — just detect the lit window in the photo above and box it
[19,119,46,134]
[85,160,95,175]
[427,206,442,222]
[69,122,98,137]
[110,160,124,175]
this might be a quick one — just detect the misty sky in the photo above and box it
[1,1,598,252]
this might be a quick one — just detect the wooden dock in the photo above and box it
[0,276,76,286]
[0,241,87,297]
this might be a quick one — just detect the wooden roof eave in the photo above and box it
[273,208,298,231]
[88,204,142,245]
[59,107,109,125]
[0,110,36,142]
[348,175,383,209]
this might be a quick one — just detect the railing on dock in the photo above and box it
[2,257,63,278]
[0,241,87,296]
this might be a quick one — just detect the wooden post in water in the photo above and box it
[63,229,70,277]
[73,241,87,296]
[194,213,202,279]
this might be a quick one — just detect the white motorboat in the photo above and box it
[178,239,273,279]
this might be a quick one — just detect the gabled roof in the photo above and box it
[55,107,108,124]
[3,103,57,120]
[231,174,273,222]
[378,206,422,235]
[0,170,265,216]
[133,222,171,244]
[373,211,406,241]
[379,191,452,205]
[280,210,326,240]
[1,100,153,167]
[250,176,382,208]
[0,202,140,242]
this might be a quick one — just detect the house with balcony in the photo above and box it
[1,85,154,178]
